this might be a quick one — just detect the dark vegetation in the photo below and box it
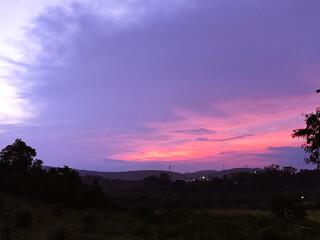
[78,169,188,181]
[0,103,320,240]
[82,165,320,211]
[0,139,106,209]
[292,107,320,167]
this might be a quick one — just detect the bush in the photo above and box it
[269,196,307,220]
[0,197,4,217]
[292,203,307,219]
[269,196,292,218]
[52,206,63,218]
[48,228,69,240]
[14,208,33,228]
[134,204,153,217]
[260,228,288,240]
[81,213,97,233]
[0,225,11,240]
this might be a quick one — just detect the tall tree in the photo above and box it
[0,139,39,172]
[292,107,320,167]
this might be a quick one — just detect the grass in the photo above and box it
[306,209,320,222]
[208,208,271,216]
[1,192,320,240]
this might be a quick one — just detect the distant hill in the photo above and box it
[43,166,263,181]
[78,170,188,181]
[185,168,263,179]
[184,170,218,179]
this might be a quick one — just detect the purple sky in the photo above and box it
[0,0,319,172]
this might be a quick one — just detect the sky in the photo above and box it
[0,0,319,172]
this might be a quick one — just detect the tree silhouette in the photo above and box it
[159,172,170,181]
[292,107,320,167]
[0,139,41,172]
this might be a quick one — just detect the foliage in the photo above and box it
[51,206,63,218]
[292,107,320,167]
[14,208,33,228]
[2,139,320,239]
[0,139,40,173]
[264,164,280,172]
[81,213,97,233]
[1,169,320,239]
[269,196,307,220]
[0,140,106,209]
[260,228,288,240]
[0,225,11,240]
[48,228,69,240]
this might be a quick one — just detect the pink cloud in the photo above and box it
[108,94,317,163]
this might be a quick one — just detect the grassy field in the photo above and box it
[1,193,320,240]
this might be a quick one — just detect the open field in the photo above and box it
[1,193,320,240]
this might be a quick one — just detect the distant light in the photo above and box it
[301,196,304,199]
[254,171,257,174]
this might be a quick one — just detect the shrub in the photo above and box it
[260,228,288,240]
[81,213,97,233]
[0,197,4,217]
[48,228,69,240]
[292,203,307,219]
[269,196,307,220]
[14,208,33,228]
[134,204,153,217]
[51,206,63,218]
[0,225,11,240]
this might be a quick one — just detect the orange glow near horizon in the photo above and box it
[126,149,192,161]
[107,94,317,164]
[111,129,304,162]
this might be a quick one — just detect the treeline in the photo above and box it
[82,164,320,210]
[1,139,319,239]
[0,139,109,208]
[0,165,108,208]
[1,139,319,211]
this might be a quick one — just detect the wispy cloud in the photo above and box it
[170,128,216,135]
[197,134,253,142]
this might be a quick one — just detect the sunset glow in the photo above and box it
[0,0,319,172]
